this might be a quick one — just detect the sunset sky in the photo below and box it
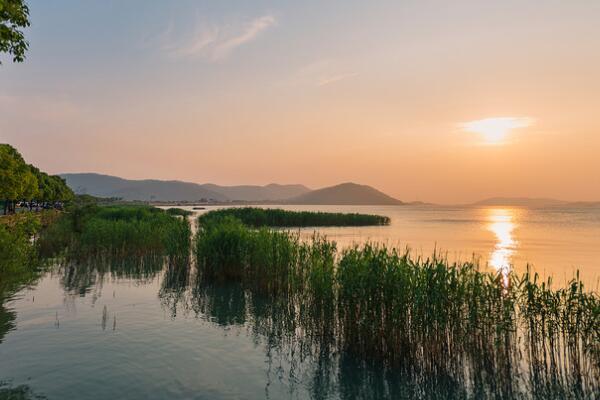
[1,0,599,203]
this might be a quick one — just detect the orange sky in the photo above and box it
[1,1,599,203]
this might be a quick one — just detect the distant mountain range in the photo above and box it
[60,173,403,204]
[472,197,600,208]
[61,173,598,207]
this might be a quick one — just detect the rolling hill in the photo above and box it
[60,173,310,202]
[286,183,403,205]
[472,197,600,208]
[473,197,569,207]
[60,174,404,205]
[201,183,310,202]
[61,173,227,202]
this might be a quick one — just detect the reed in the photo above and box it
[193,217,600,391]
[38,205,191,263]
[198,207,390,227]
[165,208,193,217]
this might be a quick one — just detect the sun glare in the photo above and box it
[462,117,533,145]
[487,208,518,285]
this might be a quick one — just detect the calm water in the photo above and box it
[1,204,599,399]
[189,204,600,288]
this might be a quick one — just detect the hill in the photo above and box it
[61,173,227,202]
[473,197,600,208]
[201,183,310,201]
[60,173,310,202]
[472,197,569,207]
[287,183,403,205]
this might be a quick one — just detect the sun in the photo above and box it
[461,117,533,145]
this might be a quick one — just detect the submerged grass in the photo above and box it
[193,217,600,395]
[198,207,390,227]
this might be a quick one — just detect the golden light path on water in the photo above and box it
[487,208,518,284]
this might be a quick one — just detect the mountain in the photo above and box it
[60,173,310,202]
[61,173,227,202]
[201,183,310,201]
[286,183,403,205]
[472,197,569,207]
[473,197,600,208]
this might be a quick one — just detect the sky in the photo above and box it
[1,0,600,203]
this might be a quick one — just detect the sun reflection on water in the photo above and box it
[487,209,518,282]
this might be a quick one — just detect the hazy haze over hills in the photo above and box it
[61,173,310,202]
[61,173,598,206]
[60,174,403,204]
[61,173,227,202]
[201,183,310,202]
[472,197,600,208]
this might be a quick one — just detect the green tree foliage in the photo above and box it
[0,0,30,64]
[0,144,74,214]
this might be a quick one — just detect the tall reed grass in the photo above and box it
[193,217,599,396]
[38,205,191,264]
[198,207,390,227]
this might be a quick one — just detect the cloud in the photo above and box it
[162,14,276,61]
[318,72,358,87]
[460,117,535,145]
[285,60,358,88]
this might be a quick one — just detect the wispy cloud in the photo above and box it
[285,60,358,88]
[161,14,276,61]
[460,116,535,145]
[318,72,358,87]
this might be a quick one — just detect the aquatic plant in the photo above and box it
[192,217,600,397]
[198,207,390,227]
[165,208,193,217]
[37,205,191,263]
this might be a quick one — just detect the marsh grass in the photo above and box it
[193,217,600,397]
[38,205,191,264]
[198,207,390,227]
[166,208,193,217]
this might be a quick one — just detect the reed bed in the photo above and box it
[165,208,193,217]
[193,217,600,396]
[38,205,191,264]
[198,207,390,227]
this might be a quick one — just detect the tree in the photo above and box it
[0,144,74,214]
[0,144,21,213]
[0,0,30,64]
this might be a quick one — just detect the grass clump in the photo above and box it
[198,207,390,227]
[195,216,336,297]
[38,205,191,263]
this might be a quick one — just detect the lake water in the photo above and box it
[189,204,600,288]
[1,204,599,399]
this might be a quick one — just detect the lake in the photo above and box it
[189,204,600,288]
[1,204,599,399]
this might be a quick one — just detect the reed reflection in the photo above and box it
[156,269,598,399]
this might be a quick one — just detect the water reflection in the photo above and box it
[158,269,599,399]
[0,381,47,399]
[2,255,598,399]
[487,208,518,280]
